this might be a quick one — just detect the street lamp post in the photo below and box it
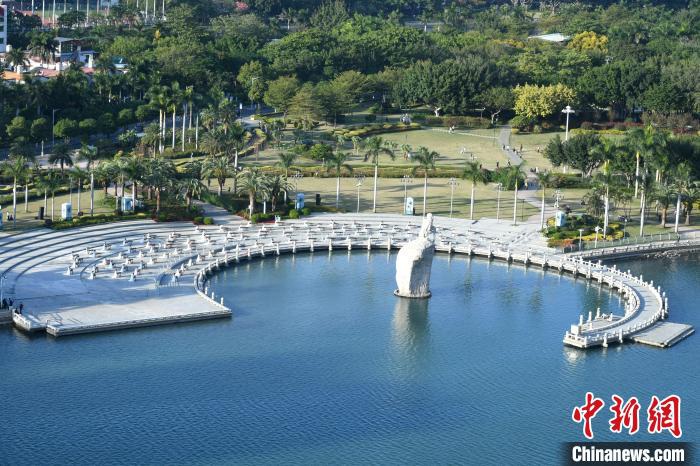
[52,109,60,148]
[250,77,259,110]
[512,181,519,226]
[400,175,412,213]
[594,226,600,248]
[562,105,575,141]
[561,105,575,174]
[578,228,584,251]
[355,175,365,213]
[292,171,303,199]
[447,177,458,218]
[495,183,502,222]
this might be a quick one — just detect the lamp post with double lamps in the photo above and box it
[447,177,459,218]
[355,175,365,213]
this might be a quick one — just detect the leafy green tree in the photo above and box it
[53,118,79,139]
[6,116,30,142]
[513,83,577,120]
[544,133,603,177]
[30,118,51,144]
[263,76,300,118]
[478,87,514,124]
[237,60,266,105]
[57,10,86,29]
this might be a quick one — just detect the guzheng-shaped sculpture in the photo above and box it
[394,213,436,299]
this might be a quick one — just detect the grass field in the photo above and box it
[247,128,564,172]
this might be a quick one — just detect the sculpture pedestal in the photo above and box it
[394,289,431,299]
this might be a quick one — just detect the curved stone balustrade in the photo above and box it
[0,213,691,346]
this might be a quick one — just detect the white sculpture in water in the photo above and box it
[394,213,436,298]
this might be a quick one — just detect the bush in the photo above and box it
[288,209,300,219]
[368,103,382,114]
[509,115,534,131]
[533,124,543,134]
[193,216,204,224]
[331,122,420,138]
[301,207,311,216]
[203,217,214,225]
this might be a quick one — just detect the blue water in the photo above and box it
[1,252,698,465]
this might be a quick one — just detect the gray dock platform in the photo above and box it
[631,322,695,348]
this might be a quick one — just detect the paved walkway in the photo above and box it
[498,126,523,166]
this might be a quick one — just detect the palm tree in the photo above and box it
[682,185,699,226]
[276,152,297,178]
[143,157,176,213]
[146,84,171,153]
[266,174,292,211]
[28,31,57,66]
[169,82,183,149]
[411,147,438,217]
[326,152,353,208]
[228,124,247,194]
[2,156,28,227]
[239,168,269,216]
[624,125,669,189]
[594,160,616,234]
[5,48,29,73]
[653,183,673,228]
[536,171,553,229]
[363,136,395,212]
[40,170,62,220]
[462,161,488,221]
[201,124,246,194]
[638,169,654,237]
[503,164,525,225]
[203,155,232,196]
[71,166,88,214]
[78,144,100,215]
[351,136,363,156]
[179,177,208,207]
[49,142,73,173]
[672,163,692,233]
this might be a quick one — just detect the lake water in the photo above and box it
[2,252,697,465]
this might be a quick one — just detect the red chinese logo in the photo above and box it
[609,395,640,435]
[572,392,605,439]
[573,393,682,439]
[647,395,682,438]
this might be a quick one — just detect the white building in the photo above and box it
[0,3,8,54]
